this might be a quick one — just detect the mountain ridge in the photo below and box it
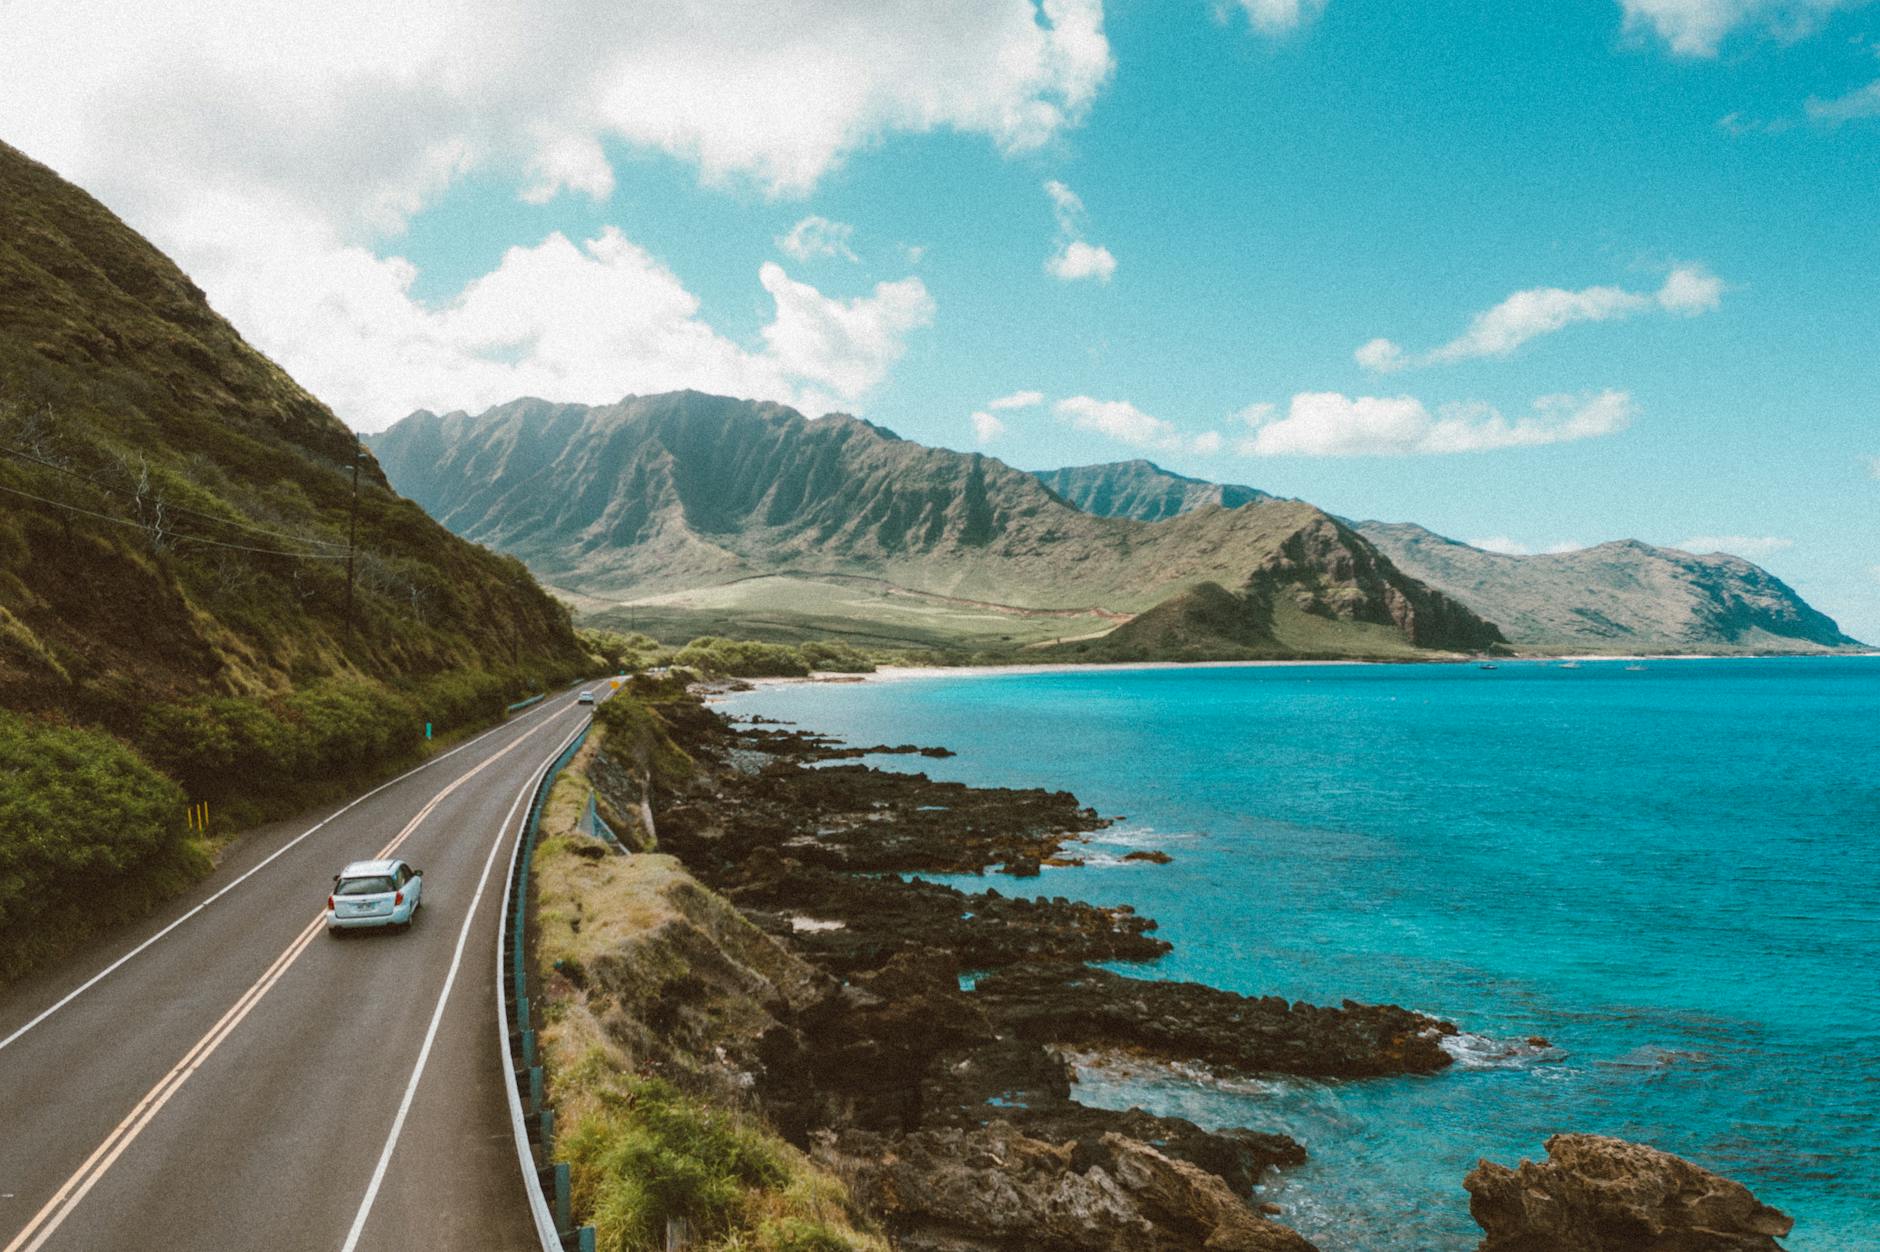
[371,394,1505,658]
[1003,458,1859,653]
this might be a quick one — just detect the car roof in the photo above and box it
[338,859,400,877]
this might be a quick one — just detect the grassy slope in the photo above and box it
[0,140,586,727]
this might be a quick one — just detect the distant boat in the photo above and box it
[1625,663,1647,671]
[1478,662,1499,670]
[1560,661,1582,669]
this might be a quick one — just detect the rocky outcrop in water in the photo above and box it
[973,962,1456,1079]
[1465,1133,1793,1251]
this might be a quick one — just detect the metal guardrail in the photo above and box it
[497,715,595,1252]
[505,693,548,715]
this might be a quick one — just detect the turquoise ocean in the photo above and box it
[719,658,1880,1250]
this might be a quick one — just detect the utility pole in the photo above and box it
[343,444,360,649]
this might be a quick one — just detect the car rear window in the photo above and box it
[335,876,395,896]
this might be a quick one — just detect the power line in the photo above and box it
[0,442,351,552]
[0,481,354,559]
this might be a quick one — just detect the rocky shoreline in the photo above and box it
[622,688,1459,1249]
[556,682,1796,1250]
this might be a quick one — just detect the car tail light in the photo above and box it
[326,895,335,911]
[394,891,404,905]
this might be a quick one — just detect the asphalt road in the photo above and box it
[0,689,593,1251]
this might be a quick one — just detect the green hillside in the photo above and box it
[0,141,586,977]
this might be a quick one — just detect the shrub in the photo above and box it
[671,637,810,679]
[0,712,203,979]
[595,693,692,789]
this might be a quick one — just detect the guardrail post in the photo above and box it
[554,1162,571,1235]
[522,1027,536,1067]
[578,1228,596,1252]
[539,1107,555,1150]
[529,1065,544,1114]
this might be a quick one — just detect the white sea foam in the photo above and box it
[1439,1030,1561,1070]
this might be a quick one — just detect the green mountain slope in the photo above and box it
[1034,459,1271,520]
[0,141,585,727]
[371,394,1504,657]
[1029,458,1862,654]
[1353,523,1862,654]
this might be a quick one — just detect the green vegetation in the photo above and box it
[578,628,667,674]
[670,636,874,678]
[0,712,207,980]
[558,1070,882,1252]
[581,623,906,679]
[133,668,540,827]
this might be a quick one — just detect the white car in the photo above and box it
[326,858,422,933]
[577,690,595,704]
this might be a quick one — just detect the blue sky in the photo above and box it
[4,0,1877,637]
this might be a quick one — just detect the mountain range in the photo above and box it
[1024,461,1859,654]
[373,397,1862,659]
[370,394,1504,659]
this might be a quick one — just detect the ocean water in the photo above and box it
[718,658,1880,1250]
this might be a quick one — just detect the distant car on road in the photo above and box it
[326,859,422,933]
[577,690,595,704]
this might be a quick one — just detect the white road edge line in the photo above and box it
[338,718,587,1252]
[0,692,570,1054]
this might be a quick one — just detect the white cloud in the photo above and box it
[1054,396,1220,453]
[1865,455,1880,479]
[1354,338,1409,373]
[185,211,931,429]
[1469,537,1532,555]
[1223,0,1329,33]
[1676,535,1795,558]
[777,216,859,263]
[1238,390,1634,456]
[1619,0,1866,57]
[1043,178,1117,283]
[970,411,1008,444]
[0,1,1108,426]
[1655,265,1725,314]
[988,389,1045,410]
[1357,266,1724,371]
[758,263,935,402]
[1807,78,1880,124]
[1542,540,1591,554]
[1047,240,1119,283]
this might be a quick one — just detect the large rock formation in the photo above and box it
[1356,525,1862,655]
[1465,1134,1794,1251]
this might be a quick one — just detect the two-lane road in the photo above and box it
[0,689,593,1251]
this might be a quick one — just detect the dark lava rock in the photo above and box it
[726,857,1170,975]
[1123,849,1173,864]
[973,963,1457,1079]
[817,1122,1320,1252]
[1465,1134,1794,1252]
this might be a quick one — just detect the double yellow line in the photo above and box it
[3,710,562,1252]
